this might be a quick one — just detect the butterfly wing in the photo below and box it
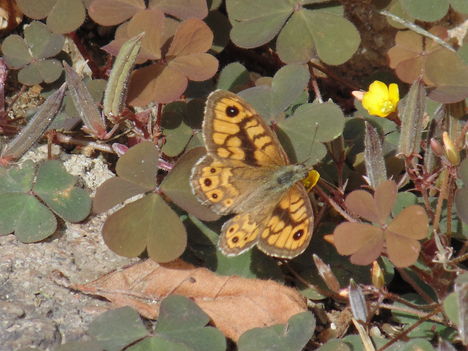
[190,155,277,215]
[218,211,266,256]
[203,90,288,167]
[257,183,314,258]
[192,90,315,258]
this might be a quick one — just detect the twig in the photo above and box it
[307,61,360,91]
[307,63,323,103]
[397,268,436,304]
[314,185,356,223]
[377,303,446,324]
[375,307,443,351]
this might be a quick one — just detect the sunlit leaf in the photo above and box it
[116,141,159,190]
[386,205,429,240]
[216,62,250,91]
[334,222,384,265]
[46,0,86,34]
[88,0,145,26]
[345,190,380,223]
[93,177,149,213]
[128,19,218,105]
[0,192,57,242]
[33,160,92,222]
[277,7,360,65]
[103,193,187,262]
[227,0,291,49]
[88,307,149,351]
[400,0,449,22]
[237,311,315,351]
[149,0,208,20]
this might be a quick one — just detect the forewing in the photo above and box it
[257,183,314,258]
[203,90,288,167]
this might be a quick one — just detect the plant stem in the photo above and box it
[375,307,444,351]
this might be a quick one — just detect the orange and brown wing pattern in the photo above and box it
[218,212,264,256]
[203,90,288,167]
[257,183,313,258]
[190,155,274,215]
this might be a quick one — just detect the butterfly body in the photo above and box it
[190,90,314,258]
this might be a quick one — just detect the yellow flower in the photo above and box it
[302,169,320,192]
[362,81,399,118]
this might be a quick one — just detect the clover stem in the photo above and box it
[397,268,436,304]
[375,306,444,351]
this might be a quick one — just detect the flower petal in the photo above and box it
[388,83,399,106]
[362,80,400,118]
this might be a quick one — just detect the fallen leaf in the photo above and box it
[74,259,307,341]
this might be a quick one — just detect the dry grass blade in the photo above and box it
[1,83,66,162]
[64,62,107,139]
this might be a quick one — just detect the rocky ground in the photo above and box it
[0,146,135,351]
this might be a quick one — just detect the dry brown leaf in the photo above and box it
[73,259,307,341]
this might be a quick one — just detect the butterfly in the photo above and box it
[190,90,314,259]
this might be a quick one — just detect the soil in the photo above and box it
[0,145,136,351]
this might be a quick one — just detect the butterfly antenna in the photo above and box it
[300,121,320,167]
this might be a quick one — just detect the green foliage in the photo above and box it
[148,295,226,350]
[399,0,468,22]
[0,160,91,242]
[387,339,436,351]
[17,0,86,34]
[237,311,315,351]
[89,307,149,351]
[238,64,311,120]
[226,0,360,65]
[3,0,468,349]
[278,101,344,166]
[95,142,188,263]
[216,62,250,91]
[392,294,457,340]
[160,101,203,157]
[316,339,350,351]
[86,296,226,351]
[2,21,64,85]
